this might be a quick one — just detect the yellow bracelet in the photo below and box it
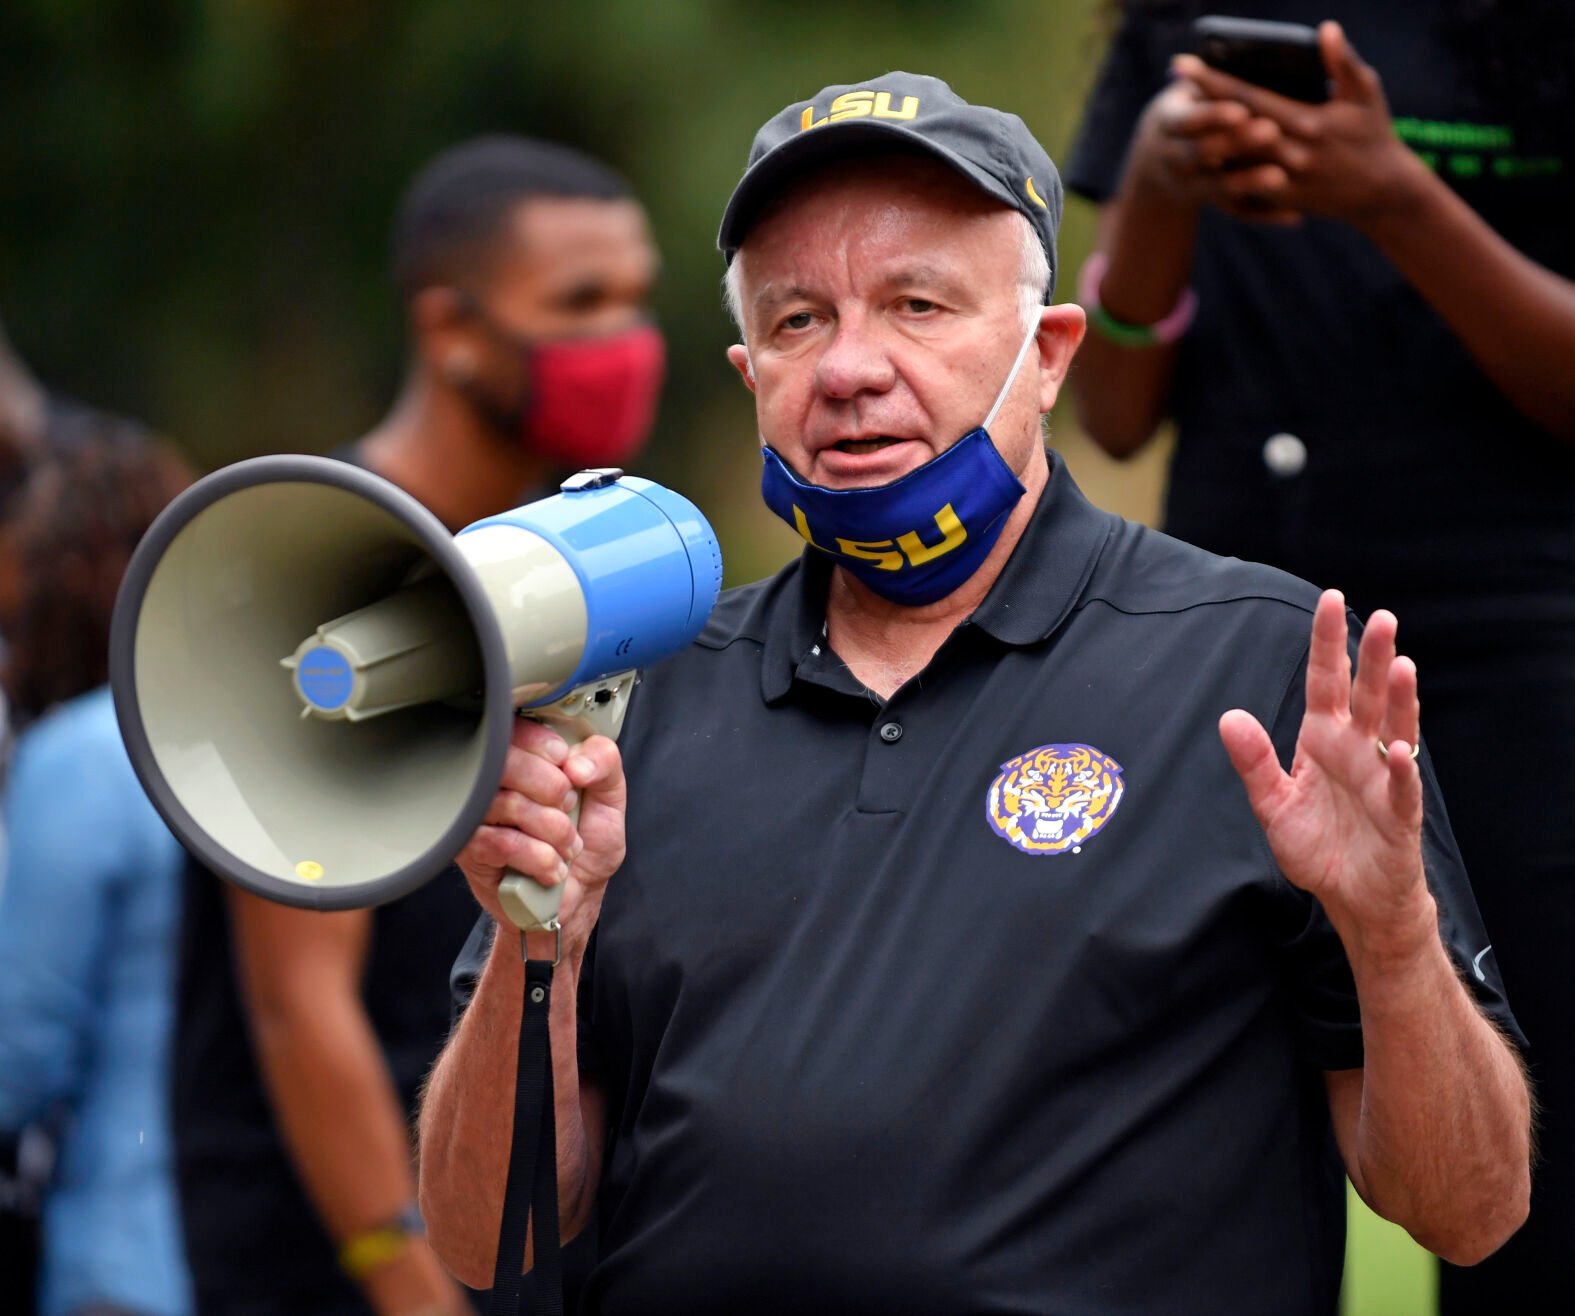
[339,1209,422,1280]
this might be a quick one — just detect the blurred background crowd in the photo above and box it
[0,0,1166,580]
[1,2,1570,1314]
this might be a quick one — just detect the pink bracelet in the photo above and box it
[1078,251,1197,347]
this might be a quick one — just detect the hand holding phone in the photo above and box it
[1173,18,1420,230]
[1191,16,1330,103]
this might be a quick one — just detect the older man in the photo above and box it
[418,75,1530,1314]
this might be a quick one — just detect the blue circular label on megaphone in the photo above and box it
[296,645,354,711]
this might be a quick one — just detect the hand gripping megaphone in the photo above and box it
[108,455,722,931]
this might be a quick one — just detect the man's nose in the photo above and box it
[813,317,897,399]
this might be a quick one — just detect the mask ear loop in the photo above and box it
[982,312,1046,432]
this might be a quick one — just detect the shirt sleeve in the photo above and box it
[1267,632,1526,1073]
[1063,2,1189,204]
[448,904,493,1030]
[0,717,135,1126]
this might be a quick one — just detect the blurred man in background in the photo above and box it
[337,134,665,528]
[175,135,662,1314]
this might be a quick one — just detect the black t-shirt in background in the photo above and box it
[1064,0,1575,642]
[173,857,481,1311]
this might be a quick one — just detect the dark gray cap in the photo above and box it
[717,71,1062,297]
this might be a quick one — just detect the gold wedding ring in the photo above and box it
[1376,738,1421,762]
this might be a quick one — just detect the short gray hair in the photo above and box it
[723,209,1048,344]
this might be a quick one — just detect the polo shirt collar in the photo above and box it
[760,550,834,703]
[758,455,1114,702]
[970,454,1114,647]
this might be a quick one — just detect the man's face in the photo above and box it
[452,196,659,423]
[727,156,1067,492]
[486,195,658,341]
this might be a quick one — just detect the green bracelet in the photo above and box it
[1085,300,1165,347]
[1077,252,1198,348]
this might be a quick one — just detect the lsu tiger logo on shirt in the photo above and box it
[986,742,1125,856]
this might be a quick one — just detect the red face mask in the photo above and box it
[521,322,666,468]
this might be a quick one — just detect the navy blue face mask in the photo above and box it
[759,316,1037,606]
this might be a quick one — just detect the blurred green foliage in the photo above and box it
[0,0,1123,581]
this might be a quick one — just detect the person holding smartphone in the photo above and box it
[1066,5,1575,1311]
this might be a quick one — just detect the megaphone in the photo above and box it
[109,455,721,931]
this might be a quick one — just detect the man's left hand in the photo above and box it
[1219,589,1438,960]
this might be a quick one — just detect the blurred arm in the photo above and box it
[1070,77,1289,458]
[228,891,467,1313]
[1070,197,1195,459]
[1359,156,1575,444]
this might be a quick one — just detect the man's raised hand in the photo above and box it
[1219,590,1437,957]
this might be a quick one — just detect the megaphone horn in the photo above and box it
[110,456,722,930]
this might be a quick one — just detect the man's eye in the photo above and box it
[903,298,938,314]
[780,311,814,331]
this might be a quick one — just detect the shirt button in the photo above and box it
[878,721,903,743]
[1262,432,1307,477]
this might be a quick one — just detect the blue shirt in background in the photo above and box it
[0,686,193,1316]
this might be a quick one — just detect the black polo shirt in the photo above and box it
[455,460,1515,1315]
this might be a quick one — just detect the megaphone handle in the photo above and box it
[496,670,638,933]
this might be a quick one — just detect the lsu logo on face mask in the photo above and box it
[800,90,919,131]
[791,502,965,571]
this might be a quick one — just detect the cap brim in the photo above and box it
[717,119,1021,256]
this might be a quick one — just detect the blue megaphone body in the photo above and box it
[461,468,722,706]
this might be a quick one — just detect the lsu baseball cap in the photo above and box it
[717,71,1063,297]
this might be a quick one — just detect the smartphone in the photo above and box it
[1191,16,1329,103]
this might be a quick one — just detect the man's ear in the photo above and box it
[1034,304,1087,414]
[726,343,757,395]
[410,287,478,376]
